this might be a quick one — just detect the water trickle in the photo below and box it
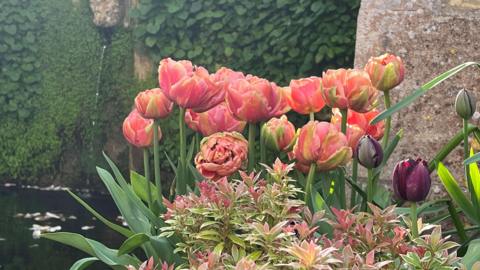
[92,44,107,127]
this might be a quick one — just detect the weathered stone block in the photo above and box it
[355,0,480,195]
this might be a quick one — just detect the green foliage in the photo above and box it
[0,0,42,120]
[0,0,135,184]
[132,0,360,84]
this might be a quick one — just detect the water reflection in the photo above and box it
[0,185,123,269]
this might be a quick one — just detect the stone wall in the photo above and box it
[355,0,480,195]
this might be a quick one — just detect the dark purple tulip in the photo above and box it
[392,158,431,202]
[356,135,383,168]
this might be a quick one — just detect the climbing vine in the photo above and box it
[131,0,360,84]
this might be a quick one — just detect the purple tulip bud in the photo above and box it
[355,135,383,169]
[392,158,431,202]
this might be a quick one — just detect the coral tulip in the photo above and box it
[293,121,352,171]
[261,115,296,152]
[185,103,246,136]
[392,158,431,202]
[330,108,385,148]
[322,69,378,113]
[226,75,289,123]
[134,88,173,119]
[122,109,161,148]
[158,58,223,112]
[212,67,245,92]
[195,132,248,180]
[287,76,325,114]
[364,53,405,92]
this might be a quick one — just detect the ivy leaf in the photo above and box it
[234,6,247,15]
[145,37,156,47]
[166,0,185,14]
[224,47,233,57]
[4,24,17,35]
[146,21,160,34]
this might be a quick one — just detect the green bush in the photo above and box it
[131,0,360,84]
[0,0,135,185]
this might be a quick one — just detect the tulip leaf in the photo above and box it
[69,257,99,270]
[345,176,367,200]
[468,149,480,212]
[371,62,480,124]
[164,151,178,175]
[373,129,403,178]
[117,233,150,256]
[462,239,480,270]
[437,162,480,224]
[131,170,158,203]
[465,152,480,165]
[67,189,133,238]
[41,232,140,268]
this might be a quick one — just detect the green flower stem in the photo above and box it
[248,123,256,172]
[366,168,374,211]
[260,123,266,166]
[143,149,153,208]
[350,158,358,208]
[464,119,469,159]
[427,124,477,172]
[195,132,201,154]
[177,108,187,195]
[382,90,392,150]
[340,108,348,134]
[410,202,418,239]
[447,200,467,243]
[305,163,317,209]
[309,112,315,122]
[153,120,162,206]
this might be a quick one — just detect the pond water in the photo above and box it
[0,185,124,270]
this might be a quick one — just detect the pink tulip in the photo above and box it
[365,53,405,92]
[212,67,245,92]
[122,109,161,148]
[322,69,378,113]
[134,88,173,119]
[331,108,385,142]
[226,75,289,123]
[195,132,248,180]
[287,76,325,114]
[158,58,223,112]
[185,103,246,136]
[292,121,352,171]
[158,58,193,92]
[261,115,296,152]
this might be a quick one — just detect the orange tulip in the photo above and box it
[261,115,296,152]
[331,108,384,142]
[158,58,223,112]
[134,88,173,119]
[122,109,161,148]
[322,69,378,113]
[195,132,248,180]
[226,75,289,123]
[185,103,246,136]
[287,76,325,114]
[364,53,405,92]
[292,121,352,171]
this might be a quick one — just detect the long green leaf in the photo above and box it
[67,189,133,238]
[42,232,140,268]
[371,62,480,124]
[465,152,480,165]
[462,239,480,269]
[469,149,480,213]
[118,233,150,256]
[131,171,158,203]
[436,162,480,224]
[373,129,403,178]
[102,154,163,228]
[97,167,151,233]
[69,257,99,270]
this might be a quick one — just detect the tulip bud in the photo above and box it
[134,88,173,119]
[122,109,161,148]
[364,53,405,92]
[261,115,296,152]
[455,89,476,120]
[392,158,431,202]
[355,135,383,169]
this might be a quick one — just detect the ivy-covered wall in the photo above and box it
[0,0,135,186]
[0,0,360,186]
[132,0,360,84]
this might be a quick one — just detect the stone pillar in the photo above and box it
[355,0,480,194]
